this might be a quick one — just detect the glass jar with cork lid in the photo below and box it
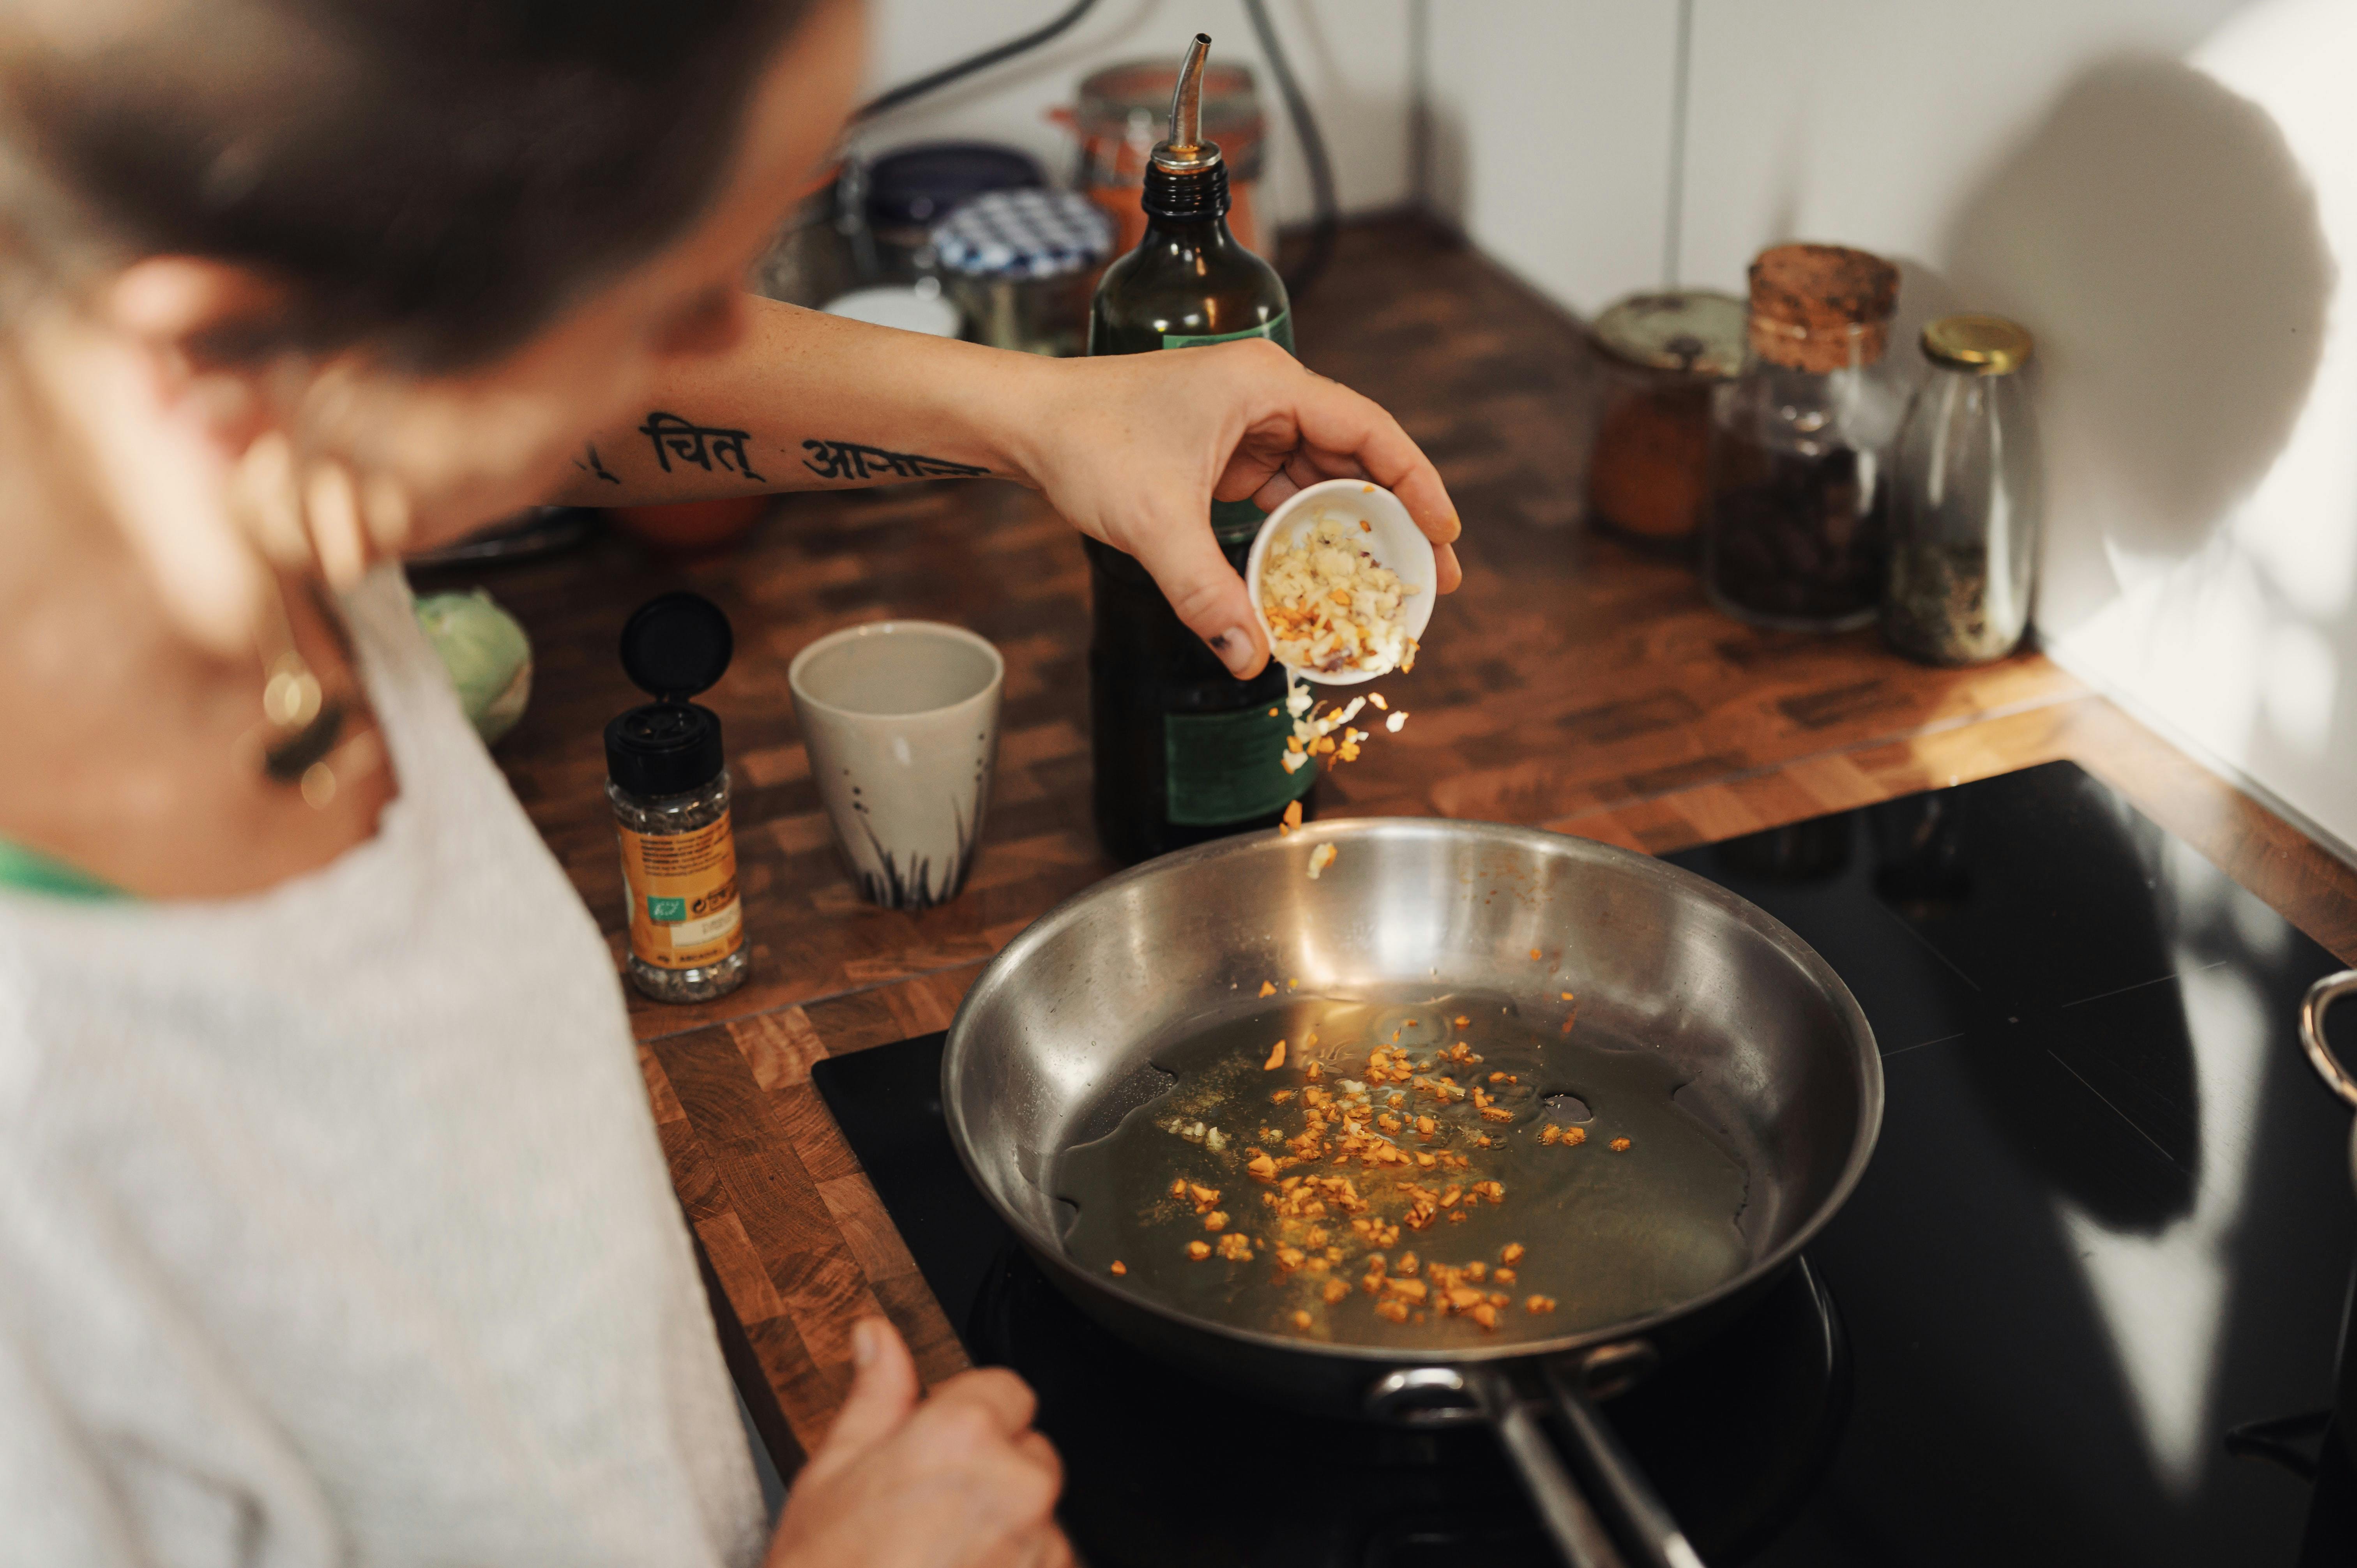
[1585,290,1746,558]
[1701,244,1903,631]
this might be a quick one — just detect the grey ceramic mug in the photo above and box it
[788,620,1004,910]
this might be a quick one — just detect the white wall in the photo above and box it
[1673,0,2247,298]
[1430,0,2357,863]
[854,0,1416,226]
[1420,1,1684,313]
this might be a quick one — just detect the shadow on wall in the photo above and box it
[1940,54,2332,638]
[1418,95,1468,236]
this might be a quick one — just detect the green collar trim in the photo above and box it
[0,839,127,901]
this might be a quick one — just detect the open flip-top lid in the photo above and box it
[606,592,734,798]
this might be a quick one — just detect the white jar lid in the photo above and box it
[820,284,964,338]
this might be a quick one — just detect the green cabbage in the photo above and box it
[415,588,533,743]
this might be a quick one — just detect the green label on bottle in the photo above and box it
[1164,703,1314,826]
[1163,312,1294,535]
[1161,310,1294,353]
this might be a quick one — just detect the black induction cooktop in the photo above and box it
[810,761,2357,1566]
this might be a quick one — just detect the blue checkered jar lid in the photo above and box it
[932,189,1115,280]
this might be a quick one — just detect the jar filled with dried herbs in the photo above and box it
[1701,244,1903,631]
[1883,314,2042,665]
[605,592,749,1004]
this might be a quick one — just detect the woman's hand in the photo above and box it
[765,1317,1071,1568]
[1004,339,1463,679]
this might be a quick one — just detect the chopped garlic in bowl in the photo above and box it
[1259,514,1418,677]
[1245,478,1437,686]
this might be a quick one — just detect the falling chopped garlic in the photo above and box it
[1306,842,1338,880]
[1277,672,1411,777]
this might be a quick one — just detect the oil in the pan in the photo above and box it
[1057,994,1750,1350]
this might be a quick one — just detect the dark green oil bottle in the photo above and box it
[1086,32,1311,865]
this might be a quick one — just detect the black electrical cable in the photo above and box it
[1240,0,1339,300]
[853,0,1103,122]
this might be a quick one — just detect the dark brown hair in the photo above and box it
[0,0,815,368]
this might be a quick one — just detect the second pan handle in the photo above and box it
[1542,1351,1709,1568]
[2299,970,2357,1107]
[1462,1365,1628,1568]
[1371,1354,1702,1568]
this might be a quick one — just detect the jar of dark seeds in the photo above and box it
[1882,314,2042,666]
[1701,244,1903,631]
[605,593,749,1003]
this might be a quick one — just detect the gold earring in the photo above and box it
[229,421,408,806]
[247,571,347,789]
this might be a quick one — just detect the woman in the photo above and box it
[0,0,1461,1564]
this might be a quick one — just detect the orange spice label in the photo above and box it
[617,814,743,971]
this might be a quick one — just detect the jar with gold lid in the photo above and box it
[1701,244,1903,631]
[1882,314,2042,665]
[1584,290,1746,557]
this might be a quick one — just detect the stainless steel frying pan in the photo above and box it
[944,818,1883,1567]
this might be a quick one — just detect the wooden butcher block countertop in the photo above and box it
[466,217,2357,1476]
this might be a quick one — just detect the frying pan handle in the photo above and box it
[2300,971,2357,1108]
[1368,1355,1701,1568]
[1462,1365,1631,1568]
[1542,1352,1709,1568]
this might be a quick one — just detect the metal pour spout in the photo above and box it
[1152,32,1222,173]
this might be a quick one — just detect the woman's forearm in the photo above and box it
[549,297,1049,506]
[550,294,1461,680]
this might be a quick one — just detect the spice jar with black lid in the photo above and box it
[1585,290,1746,558]
[605,592,749,1004]
[1701,243,1903,630]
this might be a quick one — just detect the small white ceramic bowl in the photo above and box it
[1243,478,1437,686]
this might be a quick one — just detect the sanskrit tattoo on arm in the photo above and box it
[624,416,990,490]
[637,411,765,482]
[573,444,622,484]
[799,439,991,482]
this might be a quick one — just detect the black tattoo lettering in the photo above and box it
[637,411,765,482]
[800,439,991,483]
[574,444,622,484]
